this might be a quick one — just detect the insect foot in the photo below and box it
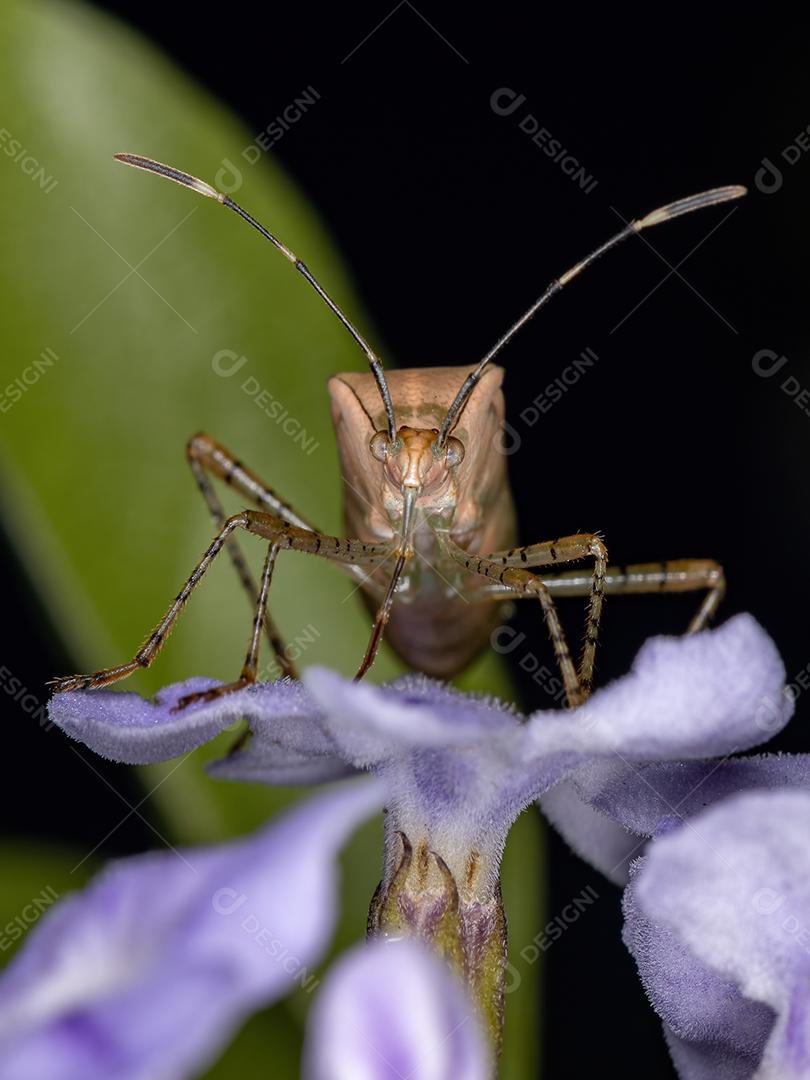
[171,678,253,714]
[49,661,143,694]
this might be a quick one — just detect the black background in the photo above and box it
[6,4,810,1076]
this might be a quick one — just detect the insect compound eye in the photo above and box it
[444,436,465,468]
[369,431,390,462]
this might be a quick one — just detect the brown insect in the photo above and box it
[52,155,745,710]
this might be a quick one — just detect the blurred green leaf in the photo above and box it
[0,0,512,833]
[0,0,402,725]
[199,1006,302,1080]
[0,1,542,1074]
[500,808,545,1080]
[0,842,93,966]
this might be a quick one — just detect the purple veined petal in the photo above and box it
[525,614,792,762]
[302,669,521,767]
[48,676,226,763]
[50,615,788,808]
[301,617,790,833]
[0,778,384,1080]
[209,745,355,785]
[218,673,531,877]
[663,1025,766,1080]
[633,789,810,1080]
[569,753,810,843]
[48,677,342,774]
[623,860,774,1080]
[307,615,788,774]
[538,780,642,886]
[533,616,792,883]
[303,616,789,900]
[48,612,791,923]
[303,938,491,1080]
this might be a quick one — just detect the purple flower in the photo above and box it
[536,621,797,886]
[508,631,810,1076]
[304,938,491,1079]
[47,613,791,1045]
[544,742,809,886]
[625,788,810,1079]
[0,779,384,1079]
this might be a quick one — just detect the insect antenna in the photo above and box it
[438,184,747,447]
[113,153,398,444]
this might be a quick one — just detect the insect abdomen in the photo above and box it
[384,594,508,678]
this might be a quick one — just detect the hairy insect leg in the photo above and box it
[540,558,726,633]
[471,557,726,652]
[51,514,251,694]
[51,511,393,695]
[187,432,384,593]
[486,534,608,696]
[438,533,585,707]
[172,543,279,711]
[353,486,420,681]
[354,551,408,681]
[187,435,298,677]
